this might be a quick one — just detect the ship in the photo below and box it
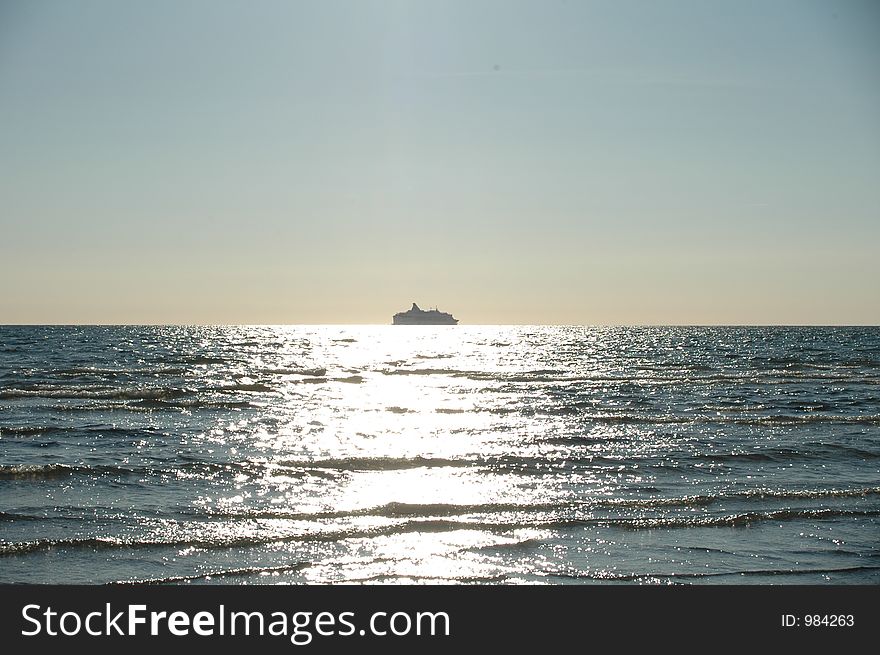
[392,303,459,325]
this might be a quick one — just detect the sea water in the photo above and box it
[1,325,878,584]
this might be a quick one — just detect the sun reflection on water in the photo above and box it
[4,325,876,584]
[179,326,605,582]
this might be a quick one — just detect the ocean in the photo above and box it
[1,325,878,584]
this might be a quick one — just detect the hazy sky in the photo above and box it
[1,0,878,324]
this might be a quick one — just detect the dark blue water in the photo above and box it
[1,325,878,584]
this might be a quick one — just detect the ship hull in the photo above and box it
[392,316,458,325]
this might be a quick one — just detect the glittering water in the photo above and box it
[1,325,878,584]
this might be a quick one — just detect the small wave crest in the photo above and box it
[0,464,83,480]
[115,562,313,585]
[214,382,276,394]
[0,387,197,401]
[284,456,470,472]
[609,508,880,530]
[265,367,326,377]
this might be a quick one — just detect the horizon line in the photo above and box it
[2,323,879,328]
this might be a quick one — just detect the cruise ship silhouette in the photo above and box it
[392,303,459,325]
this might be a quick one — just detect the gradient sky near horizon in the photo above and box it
[1,0,878,325]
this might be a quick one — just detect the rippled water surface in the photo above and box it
[1,325,878,584]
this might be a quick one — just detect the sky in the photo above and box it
[1,0,878,325]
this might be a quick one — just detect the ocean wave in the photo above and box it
[177,356,231,366]
[470,537,548,554]
[696,446,880,463]
[726,414,880,426]
[51,368,124,380]
[0,463,92,480]
[45,401,254,413]
[600,495,717,509]
[0,537,131,556]
[813,444,880,459]
[599,486,880,509]
[192,501,569,522]
[212,382,276,393]
[264,367,326,377]
[0,424,164,439]
[0,387,197,401]
[0,459,273,482]
[376,366,880,385]
[28,456,444,482]
[361,501,562,518]
[2,506,879,559]
[514,410,880,426]
[381,367,468,377]
[176,486,880,523]
[543,564,880,582]
[132,399,257,410]
[115,562,313,585]
[567,412,692,423]
[32,367,191,378]
[338,572,513,584]
[697,449,803,463]
[608,508,880,530]
[0,425,69,437]
[0,521,478,557]
[0,511,42,521]
[479,454,624,472]
[281,456,471,471]
[731,486,880,500]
